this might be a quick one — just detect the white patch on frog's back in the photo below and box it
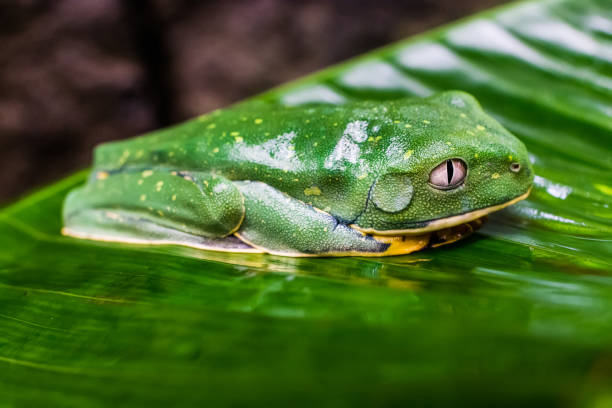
[344,120,369,142]
[324,121,369,170]
[229,131,303,171]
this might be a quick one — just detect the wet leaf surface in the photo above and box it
[1,0,611,406]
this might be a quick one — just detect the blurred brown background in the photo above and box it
[0,0,508,204]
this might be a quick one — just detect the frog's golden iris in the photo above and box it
[62,91,534,257]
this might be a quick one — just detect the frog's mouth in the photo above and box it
[351,188,530,237]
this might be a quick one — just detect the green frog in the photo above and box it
[62,91,533,257]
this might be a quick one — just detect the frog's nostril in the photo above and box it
[510,162,521,173]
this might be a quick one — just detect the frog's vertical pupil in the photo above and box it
[446,159,453,184]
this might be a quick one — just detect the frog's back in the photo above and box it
[93,97,445,176]
[91,93,503,222]
[93,100,402,188]
[93,100,411,221]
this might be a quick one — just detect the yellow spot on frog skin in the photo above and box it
[137,179,144,185]
[204,180,209,187]
[333,122,338,126]
[293,178,299,182]
[423,120,430,124]
[135,150,144,158]
[140,194,147,201]
[213,147,219,153]
[508,155,513,161]
[254,118,263,124]
[313,142,318,146]
[168,151,175,157]
[594,184,612,196]
[405,124,412,128]
[155,181,164,192]
[230,131,240,136]
[403,150,414,160]
[206,123,216,129]
[467,131,475,136]
[375,136,382,141]
[460,113,467,118]
[96,171,109,180]
[476,125,485,131]
[235,136,244,143]
[474,153,479,158]
[304,186,322,196]
[393,120,400,124]
[491,173,500,179]
[157,210,164,217]
[446,142,452,146]
[118,150,130,165]
[142,170,153,178]
[324,227,328,232]
[172,194,177,201]
[305,119,310,123]
[357,173,368,180]
[368,137,374,142]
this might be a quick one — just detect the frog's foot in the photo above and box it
[62,170,262,253]
[427,217,486,248]
[233,181,430,257]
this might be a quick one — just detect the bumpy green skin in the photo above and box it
[63,91,533,256]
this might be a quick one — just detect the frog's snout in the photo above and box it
[497,152,534,197]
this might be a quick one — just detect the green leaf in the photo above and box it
[1,0,611,406]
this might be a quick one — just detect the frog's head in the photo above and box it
[352,91,533,235]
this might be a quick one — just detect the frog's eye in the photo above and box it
[429,158,467,190]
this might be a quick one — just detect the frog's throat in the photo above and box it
[351,188,531,236]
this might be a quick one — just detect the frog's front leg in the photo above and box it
[233,181,430,257]
[62,170,258,252]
